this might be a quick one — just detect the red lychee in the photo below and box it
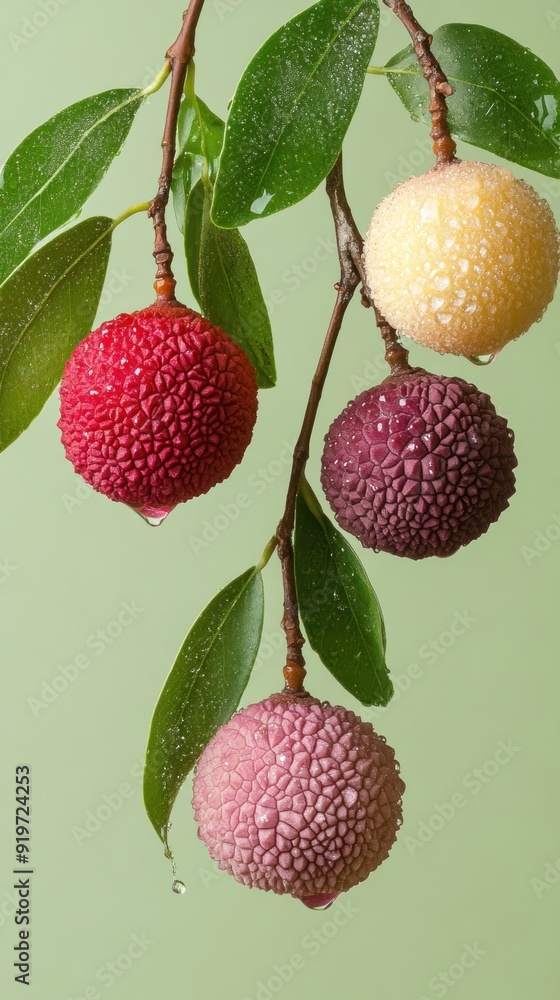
[320,368,516,559]
[192,693,404,907]
[58,304,258,521]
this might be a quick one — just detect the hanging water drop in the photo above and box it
[300,892,339,910]
[467,353,496,366]
[172,879,187,895]
[134,508,169,527]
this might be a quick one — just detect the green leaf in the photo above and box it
[184,179,206,304]
[198,187,276,388]
[174,86,277,387]
[294,481,392,707]
[0,89,141,286]
[177,92,225,178]
[0,217,113,452]
[171,92,224,233]
[171,151,204,235]
[144,567,264,845]
[384,24,560,177]
[212,0,380,228]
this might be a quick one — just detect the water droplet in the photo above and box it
[467,353,496,366]
[133,503,172,526]
[463,193,480,210]
[250,190,274,215]
[137,512,167,527]
[301,892,339,910]
[172,880,186,894]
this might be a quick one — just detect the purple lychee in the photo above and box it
[320,368,516,559]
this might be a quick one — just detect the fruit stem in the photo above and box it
[275,155,365,695]
[382,0,457,166]
[148,0,207,304]
[374,306,410,373]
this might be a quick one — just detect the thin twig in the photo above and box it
[374,305,410,372]
[383,0,456,165]
[149,0,207,303]
[276,156,362,695]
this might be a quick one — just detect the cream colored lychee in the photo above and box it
[364,160,560,357]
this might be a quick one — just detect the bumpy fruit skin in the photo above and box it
[321,368,516,560]
[58,305,258,519]
[364,160,560,357]
[192,694,404,904]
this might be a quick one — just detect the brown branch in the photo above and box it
[321,163,410,373]
[275,159,412,695]
[276,156,362,695]
[383,0,457,166]
[149,0,207,303]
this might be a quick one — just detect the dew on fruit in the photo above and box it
[172,880,187,895]
[135,510,169,527]
[364,159,560,357]
[300,892,339,910]
[467,353,496,366]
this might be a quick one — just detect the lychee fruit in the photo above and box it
[192,693,404,907]
[364,160,560,358]
[320,368,516,560]
[58,304,258,522]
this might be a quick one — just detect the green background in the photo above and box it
[1,0,559,997]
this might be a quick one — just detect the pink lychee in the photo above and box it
[320,368,516,559]
[58,304,258,521]
[192,694,404,906]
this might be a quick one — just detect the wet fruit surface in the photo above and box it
[58,305,258,518]
[192,694,404,901]
[364,160,560,357]
[321,368,517,559]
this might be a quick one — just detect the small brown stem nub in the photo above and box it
[383,0,457,165]
[276,156,364,694]
[374,306,410,374]
[149,0,206,303]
